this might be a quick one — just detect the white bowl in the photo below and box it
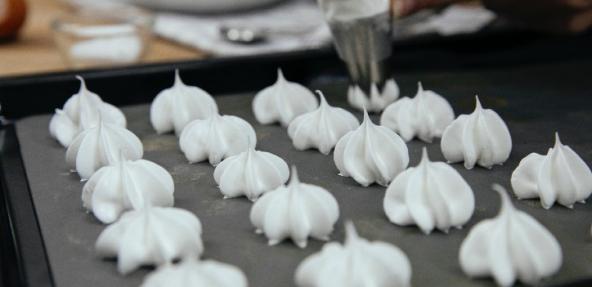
[125,0,286,13]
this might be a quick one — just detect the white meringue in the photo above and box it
[441,96,512,169]
[287,91,359,155]
[49,76,126,147]
[96,207,204,275]
[511,133,592,209]
[252,69,318,126]
[459,184,562,287]
[142,258,248,287]
[82,154,174,224]
[347,78,399,113]
[66,120,143,180]
[179,113,256,166]
[250,166,339,248]
[384,148,474,234]
[334,110,409,186]
[295,222,411,287]
[214,144,289,201]
[150,70,218,135]
[380,82,454,142]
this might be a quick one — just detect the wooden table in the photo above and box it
[0,0,207,78]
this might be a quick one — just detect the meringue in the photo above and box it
[66,120,143,180]
[511,133,592,209]
[380,82,454,142]
[49,76,126,147]
[287,91,359,155]
[214,145,289,201]
[334,110,409,186]
[96,207,204,275]
[252,69,318,126]
[295,221,411,287]
[347,78,399,112]
[179,113,256,166]
[441,96,512,169]
[250,166,339,248]
[459,184,562,287]
[384,148,474,234]
[150,70,218,135]
[142,258,248,287]
[82,153,174,224]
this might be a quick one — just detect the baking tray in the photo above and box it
[1,30,592,287]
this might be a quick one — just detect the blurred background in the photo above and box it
[0,0,589,77]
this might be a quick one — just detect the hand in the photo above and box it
[482,0,592,33]
[391,0,592,33]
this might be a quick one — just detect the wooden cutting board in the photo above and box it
[0,0,206,78]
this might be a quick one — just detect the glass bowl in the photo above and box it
[52,2,154,69]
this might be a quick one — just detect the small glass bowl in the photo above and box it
[52,2,154,69]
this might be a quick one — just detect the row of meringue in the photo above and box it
[50,75,248,286]
[49,76,127,148]
[146,71,343,248]
[49,76,145,181]
[54,84,179,225]
[49,76,178,224]
[255,184,563,287]
[380,86,512,170]
[147,72,341,247]
[148,67,257,168]
[377,147,564,286]
[249,73,514,188]
[110,184,562,287]
[146,71,260,167]
[347,84,592,212]
[92,193,247,284]
[235,69,510,180]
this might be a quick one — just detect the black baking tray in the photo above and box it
[1,29,592,287]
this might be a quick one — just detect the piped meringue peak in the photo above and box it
[252,69,318,126]
[511,132,592,209]
[179,112,256,166]
[96,206,204,275]
[141,257,248,287]
[250,166,339,248]
[384,148,474,234]
[347,78,400,112]
[49,76,126,147]
[82,151,174,224]
[441,96,512,169]
[459,184,562,287]
[214,143,289,201]
[380,82,454,142]
[66,118,143,180]
[295,221,412,287]
[288,91,360,155]
[150,69,218,135]
[334,109,409,186]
